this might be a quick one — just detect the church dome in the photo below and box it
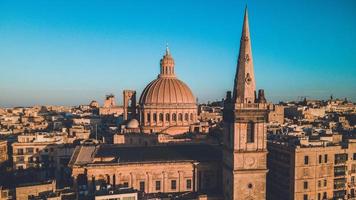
[138,46,198,135]
[139,78,195,105]
[139,46,196,105]
[127,118,139,129]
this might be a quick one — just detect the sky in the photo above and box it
[0,0,355,107]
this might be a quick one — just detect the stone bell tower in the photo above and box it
[222,7,268,200]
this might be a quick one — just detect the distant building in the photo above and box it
[0,140,8,167]
[94,188,138,200]
[16,180,56,200]
[11,133,76,184]
[267,104,284,124]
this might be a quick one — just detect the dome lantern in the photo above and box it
[159,44,175,78]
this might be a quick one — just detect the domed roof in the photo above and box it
[139,46,196,105]
[139,78,196,105]
[127,118,139,129]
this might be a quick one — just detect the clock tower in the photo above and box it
[222,7,268,200]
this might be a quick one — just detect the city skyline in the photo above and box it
[1,0,355,107]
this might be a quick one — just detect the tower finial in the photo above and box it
[165,42,170,55]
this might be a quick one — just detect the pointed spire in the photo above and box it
[233,6,256,104]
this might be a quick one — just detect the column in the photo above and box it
[193,162,199,192]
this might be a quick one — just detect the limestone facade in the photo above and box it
[222,8,268,200]
[69,144,222,198]
[268,138,356,200]
[0,140,7,166]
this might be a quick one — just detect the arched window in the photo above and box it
[185,113,189,121]
[247,121,255,143]
[159,113,163,122]
[178,113,183,121]
[190,113,193,121]
[153,113,157,122]
[172,113,177,121]
[166,113,170,122]
[147,113,151,122]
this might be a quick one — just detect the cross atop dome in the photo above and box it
[165,42,170,55]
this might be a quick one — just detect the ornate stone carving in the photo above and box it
[245,73,252,85]
[244,157,256,168]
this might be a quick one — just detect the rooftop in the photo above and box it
[70,143,221,166]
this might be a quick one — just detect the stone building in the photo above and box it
[68,7,268,200]
[15,180,56,200]
[267,104,284,124]
[0,140,8,167]
[99,94,124,116]
[138,46,198,135]
[69,144,222,199]
[12,133,75,183]
[222,7,268,200]
[267,135,356,200]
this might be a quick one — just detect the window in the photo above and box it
[26,148,34,154]
[324,154,328,163]
[147,113,151,122]
[17,156,24,162]
[166,113,170,122]
[155,181,161,191]
[303,194,308,200]
[352,164,356,173]
[172,113,177,121]
[351,176,355,184]
[185,113,189,121]
[317,193,321,200]
[246,121,254,143]
[319,155,322,164]
[171,180,177,190]
[303,181,308,189]
[139,181,145,191]
[304,156,309,165]
[335,153,348,164]
[123,182,129,188]
[17,148,24,155]
[153,113,157,122]
[159,113,163,122]
[333,178,346,189]
[178,113,183,121]
[353,153,356,160]
[186,179,192,190]
[324,179,327,187]
[318,180,321,187]
[323,192,327,199]
[190,113,193,121]
[334,166,346,176]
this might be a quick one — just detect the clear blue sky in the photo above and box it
[0,0,355,107]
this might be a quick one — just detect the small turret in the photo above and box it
[257,89,267,103]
